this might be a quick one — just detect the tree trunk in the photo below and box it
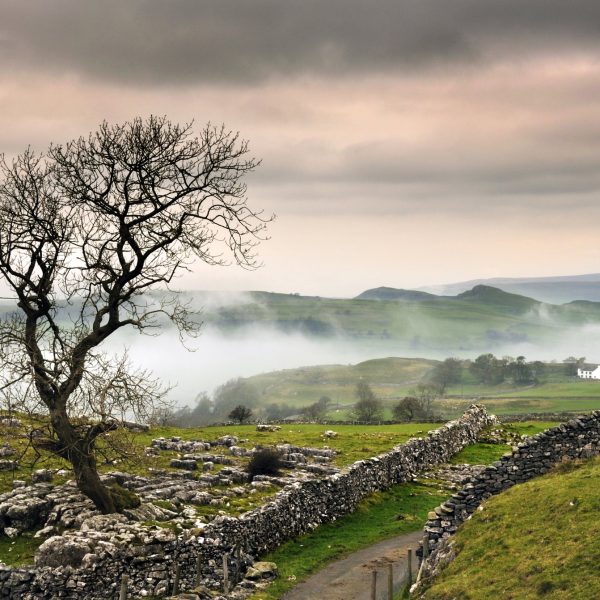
[71,449,116,514]
[50,407,117,514]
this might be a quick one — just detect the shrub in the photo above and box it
[247,448,283,479]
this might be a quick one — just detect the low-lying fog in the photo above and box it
[108,323,600,408]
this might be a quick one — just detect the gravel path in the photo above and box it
[280,530,422,600]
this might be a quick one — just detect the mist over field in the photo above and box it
[111,318,600,408]
[4,283,600,409]
[108,326,396,405]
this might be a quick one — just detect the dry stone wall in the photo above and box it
[417,410,600,586]
[0,405,494,599]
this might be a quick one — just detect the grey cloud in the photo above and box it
[250,135,600,204]
[1,0,599,84]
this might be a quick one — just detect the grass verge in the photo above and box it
[247,480,450,600]
[0,532,43,567]
[420,456,600,600]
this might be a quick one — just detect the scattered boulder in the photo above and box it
[245,561,278,580]
[170,459,197,471]
[256,424,281,432]
[35,536,93,568]
[0,444,14,457]
[31,469,53,484]
[4,527,19,538]
[215,435,238,447]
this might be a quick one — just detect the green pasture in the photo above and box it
[421,456,600,599]
[0,419,441,494]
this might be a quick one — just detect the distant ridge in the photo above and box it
[355,284,538,313]
[418,273,600,304]
[355,287,437,301]
[456,285,539,311]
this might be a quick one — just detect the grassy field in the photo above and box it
[443,381,600,416]
[420,456,600,599]
[0,420,440,495]
[246,357,437,409]
[238,355,600,418]
[244,421,554,600]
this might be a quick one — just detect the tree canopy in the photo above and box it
[0,116,270,512]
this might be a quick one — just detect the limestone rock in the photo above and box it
[35,536,92,568]
[246,561,278,580]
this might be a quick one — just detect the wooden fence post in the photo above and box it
[223,553,230,593]
[172,563,181,595]
[387,563,393,599]
[371,570,377,600]
[119,574,128,600]
[423,532,430,558]
[196,555,202,588]
[407,548,413,589]
[234,545,241,584]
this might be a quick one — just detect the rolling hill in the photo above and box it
[198,285,600,354]
[233,356,600,418]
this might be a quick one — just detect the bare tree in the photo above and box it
[0,116,270,513]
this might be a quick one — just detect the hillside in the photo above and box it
[229,357,600,419]
[355,287,437,301]
[244,356,437,410]
[198,285,600,353]
[420,456,600,599]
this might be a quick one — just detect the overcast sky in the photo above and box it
[1,0,599,296]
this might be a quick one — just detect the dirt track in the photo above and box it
[280,530,422,600]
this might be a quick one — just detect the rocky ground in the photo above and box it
[0,430,343,597]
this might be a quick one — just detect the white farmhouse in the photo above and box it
[577,366,600,380]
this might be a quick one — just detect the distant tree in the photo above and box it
[190,392,214,424]
[393,396,427,422]
[169,392,214,427]
[319,395,332,409]
[508,356,535,385]
[302,395,331,421]
[431,358,463,394]
[413,383,439,417]
[213,378,259,420]
[531,361,546,379]
[353,381,383,423]
[147,406,177,427]
[228,404,253,424]
[563,356,586,376]
[470,353,507,385]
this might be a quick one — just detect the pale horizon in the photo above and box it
[1,1,599,296]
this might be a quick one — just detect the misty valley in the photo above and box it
[106,282,600,410]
